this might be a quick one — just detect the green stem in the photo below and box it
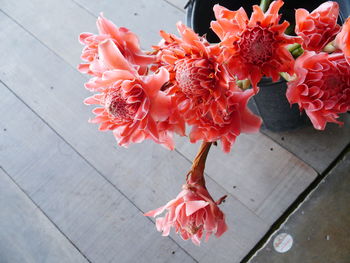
[287,43,304,58]
[259,0,272,13]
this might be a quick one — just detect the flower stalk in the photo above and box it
[187,141,212,186]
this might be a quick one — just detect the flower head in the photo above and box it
[145,183,227,246]
[84,39,174,148]
[211,0,302,90]
[295,1,340,52]
[286,51,350,129]
[153,22,261,152]
[335,17,350,65]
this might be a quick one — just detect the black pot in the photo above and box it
[186,0,349,131]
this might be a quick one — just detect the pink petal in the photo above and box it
[98,39,132,71]
[144,205,166,217]
[185,200,209,216]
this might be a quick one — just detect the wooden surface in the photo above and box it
[0,0,348,262]
[165,0,188,11]
[0,83,194,263]
[262,114,350,174]
[251,151,350,263]
[176,133,317,223]
[0,168,88,263]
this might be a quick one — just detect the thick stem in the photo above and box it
[259,0,272,13]
[187,141,212,186]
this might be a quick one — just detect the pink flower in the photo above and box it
[78,14,155,80]
[335,17,350,65]
[286,51,350,129]
[295,1,340,52]
[153,22,261,152]
[211,0,301,91]
[84,39,174,148]
[145,184,228,245]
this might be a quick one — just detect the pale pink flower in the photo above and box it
[287,51,350,129]
[295,1,340,52]
[211,0,302,91]
[84,39,174,148]
[145,184,227,245]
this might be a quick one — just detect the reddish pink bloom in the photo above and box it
[78,14,155,80]
[211,0,302,90]
[145,184,227,245]
[295,1,340,52]
[84,39,174,148]
[335,17,350,65]
[153,22,261,152]
[286,51,350,130]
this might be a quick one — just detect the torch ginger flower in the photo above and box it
[211,0,302,91]
[153,22,261,152]
[84,39,175,148]
[145,142,228,245]
[295,1,340,52]
[145,184,228,245]
[335,17,350,65]
[286,51,350,130]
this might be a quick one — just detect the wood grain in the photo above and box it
[73,0,186,49]
[262,114,350,174]
[0,168,88,263]
[164,0,188,12]
[0,84,195,262]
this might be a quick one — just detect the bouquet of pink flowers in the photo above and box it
[78,0,349,245]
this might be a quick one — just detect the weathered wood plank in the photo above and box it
[0,168,88,263]
[0,84,195,262]
[0,0,97,69]
[0,4,270,262]
[262,115,350,174]
[164,0,188,12]
[175,133,318,222]
[251,151,350,263]
[73,0,185,49]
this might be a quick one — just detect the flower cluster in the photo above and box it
[79,15,261,153]
[287,2,350,129]
[153,22,261,152]
[79,1,349,245]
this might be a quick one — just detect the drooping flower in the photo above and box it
[295,1,340,52]
[153,22,261,152]
[335,17,350,65]
[78,14,155,81]
[145,183,227,246]
[211,0,302,91]
[84,39,174,148]
[286,51,350,129]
